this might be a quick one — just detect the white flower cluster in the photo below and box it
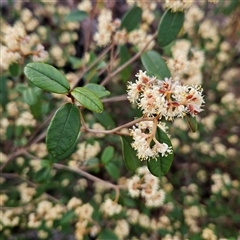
[127,166,165,207]
[127,70,204,160]
[127,70,205,120]
[167,39,205,85]
[101,199,122,216]
[211,173,231,197]
[164,0,193,12]
[130,121,173,160]
[114,219,129,240]
[0,22,48,70]
[93,9,127,47]
[68,141,101,167]
[198,20,220,51]
[93,8,155,51]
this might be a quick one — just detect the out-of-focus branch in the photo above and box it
[101,31,157,86]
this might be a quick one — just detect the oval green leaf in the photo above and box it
[157,9,184,47]
[120,6,142,32]
[99,230,118,240]
[71,87,103,113]
[34,167,51,183]
[65,10,88,22]
[24,62,70,94]
[23,87,42,106]
[46,103,80,157]
[101,146,114,165]
[9,62,20,77]
[0,76,8,108]
[105,162,120,180]
[121,136,141,172]
[84,83,110,98]
[147,127,174,178]
[141,50,171,79]
[119,45,132,82]
[56,131,81,161]
[185,114,198,132]
[60,211,75,225]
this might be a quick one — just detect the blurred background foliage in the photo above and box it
[0,0,240,239]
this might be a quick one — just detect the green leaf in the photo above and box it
[185,114,198,132]
[55,131,81,161]
[34,167,51,183]
[105,162,120,180]
[119,45,132,82]
[30,98,42,119]
[157,9,184,47]
[141,50,171,79]
[84,83,110,98]
[60,211,75,225]
[41,160,52,167]
[99,229,118,240]
[0,76,8,108]
[23,87,41,106]
[9,62,20,77]
[101,146,114,164]
[68,56,82,69]
[71,87,103,113]
[94,111,115,129]
[15,83,27,94]
[24,62,70,94]
[23,87,43,119]
[121,136,141,172]
[147,127,174,178]
[46,103,81,157]
[121,6,142,32]
[65,9,88,22]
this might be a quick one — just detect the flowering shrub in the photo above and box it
[1,0,240,239]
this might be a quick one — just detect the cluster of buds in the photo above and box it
[127,166,165,207]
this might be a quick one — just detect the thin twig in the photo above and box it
[73,45,112,89]
[26,111,55,146]
[23,151,126,192]
[101,94,128,103]
[1,172,66,207]
[82,116,154,135]
[0,148,26,172]
[101,31,157,86]
[53,163,125,190]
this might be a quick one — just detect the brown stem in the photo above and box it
[53,163,125,191]
[81,116,155,135]
[100,31,157,86]
[73,45,112,89]
[1,172,66,207]
[101,94,128,103]
[0,148,25,172]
